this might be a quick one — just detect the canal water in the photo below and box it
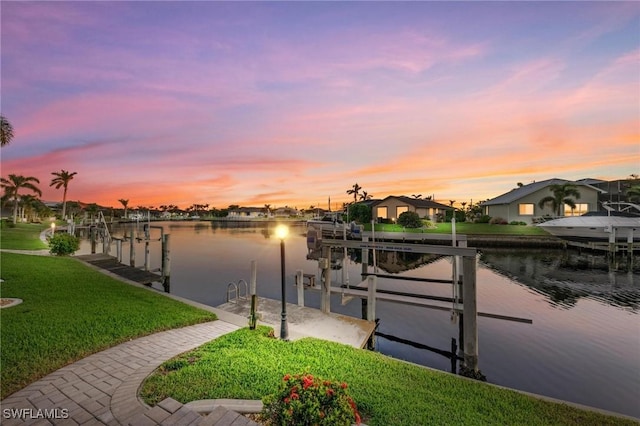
[97,221,639,419]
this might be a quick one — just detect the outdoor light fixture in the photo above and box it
[50,222,56,236]
[275,224,289,340]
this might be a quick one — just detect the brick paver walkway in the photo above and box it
[1,321,259,425]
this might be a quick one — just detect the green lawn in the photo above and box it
[367,222,552,236]
[0,222,49,250]
[141,327,633,426]
[0,252,216,398]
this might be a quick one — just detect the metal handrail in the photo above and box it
[226,282,239,303]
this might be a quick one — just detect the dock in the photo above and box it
[76,253,163,285]
[216,297,376,349]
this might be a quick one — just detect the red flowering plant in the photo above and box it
[261,373,361,425]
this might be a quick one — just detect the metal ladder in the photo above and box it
[226,279,248,303]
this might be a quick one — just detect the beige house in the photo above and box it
[371,196,452,222]
[227,207,269,219]
[481,178,603,224]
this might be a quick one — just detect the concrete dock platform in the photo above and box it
[216,297,376,349]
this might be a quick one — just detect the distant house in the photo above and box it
[370,196,452,222]
[274,207,301,217]
[481,178,603,224]
[227,207,269,219]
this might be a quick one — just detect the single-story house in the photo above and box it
[370,196,453,222]
[481,178,603,224]
[227,207,270,219]
[274,207,301,217]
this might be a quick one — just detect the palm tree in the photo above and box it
[50,169,77,219]
[412,194,422,199]
[538,183,581,216]
[1,174,42,224]
[0,115,14,147]
[346,183,362,204]
[360,191,373,201]
[118,199,129,219]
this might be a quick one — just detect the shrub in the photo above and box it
[48,233,80,256]
[509,221,527,226]
[261,373,360,426]
[476,215,491,223]
[489,217,508,225]
[348,203,372,224]
[397,211,422,228]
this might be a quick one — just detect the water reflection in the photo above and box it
[479,248,640,311]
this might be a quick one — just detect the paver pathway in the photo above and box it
[1,321,259,425]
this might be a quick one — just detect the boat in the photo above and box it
[306,212,350,235]
[537,202,640,242]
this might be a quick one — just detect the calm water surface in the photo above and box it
[99,221,639,418]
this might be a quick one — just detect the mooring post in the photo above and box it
[102,229,109,254]
[462,255,478,372]
[361,236,369,318]
[90,227,97,254]
[296,269,304,307]
[144,239,150,271]
[628,231,634,270]
[320,246,331,313]
[361,236,369,275]
[249,260,258,329]
[129,226,136,267]
[366,275,377,321]
[116,239,122,263]
[161,233,170,293]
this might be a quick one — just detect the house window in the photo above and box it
[396,206,409,217]
[518,204,534,215]
[565,203,589,216]
[376,206,388,219]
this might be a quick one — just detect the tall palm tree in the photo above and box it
[50,169,77,219]
[412,194,422,199]
[538,183,581,216]
[1,174,42,224]
[0,115,14,147]
[346,183,362,204]
[118,199,129,219]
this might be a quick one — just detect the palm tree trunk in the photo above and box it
[62,187,68,219]
[12,198,18,224]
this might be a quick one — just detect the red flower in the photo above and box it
[291,392,299,400]
[341,382,348,389]
[326,388,334,396]
[355,412,361,425]
[303,375,314,390]
[283,374,291,381]
[283,397,290,404]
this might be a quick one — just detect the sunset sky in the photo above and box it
[1,2,639,210]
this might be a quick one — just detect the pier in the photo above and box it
[216,297,376,349]
[76,253,164,285]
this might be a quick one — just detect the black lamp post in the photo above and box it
[275,224,289,340]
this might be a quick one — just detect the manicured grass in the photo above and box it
[367,222,552,236]
[141,327,632,426]
[0,222,49,250]
[0,252,217,398]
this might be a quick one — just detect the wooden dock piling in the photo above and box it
[161,233,171,293]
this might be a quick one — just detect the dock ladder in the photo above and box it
[226,279,249,303]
